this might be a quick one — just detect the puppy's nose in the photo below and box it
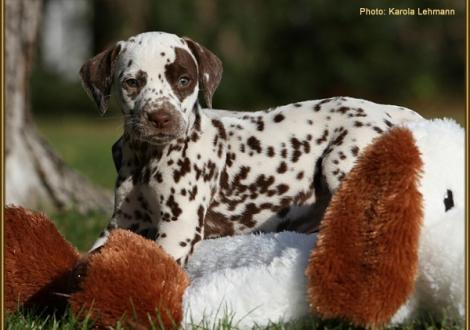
[148,110,171,128]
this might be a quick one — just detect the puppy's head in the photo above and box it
[80,32,223,144]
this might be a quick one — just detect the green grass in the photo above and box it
[34,115,121,251]
[49,210,109,251]
[7,115,465,329]
[6,308,95,330]
[35,115,120,250]
[6,308,463,330]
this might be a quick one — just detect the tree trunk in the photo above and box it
[5,0,112,214]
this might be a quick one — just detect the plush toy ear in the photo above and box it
[5,206,80,314]
[69,229,189,329]
[183,37,223,108]
[79,43,122,115]
[306,127,423,328]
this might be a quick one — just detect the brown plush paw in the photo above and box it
[69,229,189,329]
[306,127,423,327]
[5,206,80,313]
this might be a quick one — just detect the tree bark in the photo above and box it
[5,0,112,214]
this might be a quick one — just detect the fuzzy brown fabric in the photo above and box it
[5,206,80,313]
[69,229,189,329]
[306,127,423,328]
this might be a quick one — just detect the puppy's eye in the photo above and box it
[178,76,190,87]
[444,189,454,212]
[124,78,139,88]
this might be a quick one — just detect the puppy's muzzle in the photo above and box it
[142,101,184,142]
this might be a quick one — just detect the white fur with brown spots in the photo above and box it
[81,32,422,265]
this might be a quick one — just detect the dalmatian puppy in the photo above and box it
[80,32,422,265]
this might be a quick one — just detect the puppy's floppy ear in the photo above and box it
[183,37,223,108]
[79,43,122,115]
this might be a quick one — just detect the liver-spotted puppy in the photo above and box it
[80,32,422,265]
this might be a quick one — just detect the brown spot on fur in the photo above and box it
[277,184,289,194]
[238,203,259,228]
[173,158,191,183]
[247,136,262,153]
[204,209,235,238]
[154,171,163,183]
[316,130,329,144]
[351,146,359,156]
[306,127,423,328]
[197,205,205,228]
[337,106,350,114]
[303,141,311,153]
[220,170,229,189]
[273,114,285,122]
[373,126,384,134]
[354,121,364,127]
[226,153,236,168]
[212,119,227,140]
[189,233,202,255]
[267,147,275,157]
[281,148,288,158]
[291,137,302,150]
[166,195,182,219]
[292,150,302,162]
[191,131,200,142]
[255,175,275,193]
[164,47,198,102]
[313,98,333,112]
[188,186,198,201]
[277,162,288,173]
[332,130,348,146]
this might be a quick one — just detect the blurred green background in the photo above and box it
[33,0,465,194]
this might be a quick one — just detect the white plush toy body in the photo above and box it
[392,119,465,325]
[184,232,316,327]
[182,118,465,328]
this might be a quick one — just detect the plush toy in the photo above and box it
[5,118,464,329]
[307,118,465,327]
